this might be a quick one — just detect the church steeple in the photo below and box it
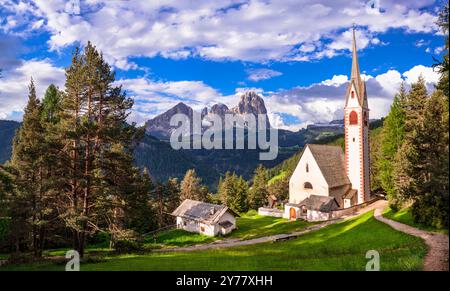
[345,26,367,108]
[344,24,370,205]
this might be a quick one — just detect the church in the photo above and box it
[284,28,371,221]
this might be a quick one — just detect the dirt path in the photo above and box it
[154,199,387,253]
[374,203,449,271]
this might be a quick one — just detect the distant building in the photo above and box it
[171,199,239,237]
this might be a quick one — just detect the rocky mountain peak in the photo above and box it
[209,103,230,117]
[232,91,268,115]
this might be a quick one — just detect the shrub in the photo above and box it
[112,230,143,254]
[389,203,399,213]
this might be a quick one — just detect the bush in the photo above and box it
[389,203,399,213]
[112,230,143,254]
[412,193,449,229]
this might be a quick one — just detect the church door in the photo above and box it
[289,208,296,220]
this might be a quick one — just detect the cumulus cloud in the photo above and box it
[246,68,282,82]
[263,64,440,131]
[0,59,441,130]
[0,58,65,120]
[0,0,440,68]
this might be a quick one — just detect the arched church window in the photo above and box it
[364,111,368,126]
[304,182,313,189]
[351,91,355,98]
[306,163,309,173]
[349,111,358,125]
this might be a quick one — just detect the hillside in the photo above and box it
[0,120,20,164]
[0,118,379,190]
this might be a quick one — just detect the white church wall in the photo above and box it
[289,146,329,204]
[306,210,331,221]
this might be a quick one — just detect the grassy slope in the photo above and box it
[228,210,314,240]
[383,207,449,235]
[2,211,427,271]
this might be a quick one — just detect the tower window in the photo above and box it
[353,137,355,142]
[349,111,358,125]
[351,91,355,98]
[306,163,309,173]
[304,182,313,189]
[364,112,368,126]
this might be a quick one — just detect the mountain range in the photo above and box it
[0,92,374,189]
[145,91,271,140]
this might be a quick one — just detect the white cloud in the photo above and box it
[321,75,348,86]
[0,0,440,67]
[247,68,282,82]
[434,46,445,54]
[402,64,440,84]
[415,39,430,47]
[263,64,440,131]
[0,59,441,131]
[0,58,65,120]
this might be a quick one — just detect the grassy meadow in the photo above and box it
[1,210,427,271]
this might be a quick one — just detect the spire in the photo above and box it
[346,25,366,107]
[350,25,361,83]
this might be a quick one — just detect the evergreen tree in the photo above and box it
[9,78,50,257]
[435,3,449,98]
[248,164,268,209]
[180,169,207,202]
[57,42,136,257]
[217,172,249,213]
[379,84,406,204]
[41,84,61,124]
[267,176,289,202]
[149,176,180,228]
[395,77,449,228]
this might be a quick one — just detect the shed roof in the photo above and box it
[299,195,339,212]
[171,199,238,224]
[306,144,350,188]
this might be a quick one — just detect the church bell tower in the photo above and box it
[344,27,370,204]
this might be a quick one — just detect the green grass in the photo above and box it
[383,206,449,235]
[229,210,314,240]
[142,210,314,248]
[145,229,217,248]
[1,211,427,271]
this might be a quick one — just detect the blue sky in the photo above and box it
[0,0,446,130]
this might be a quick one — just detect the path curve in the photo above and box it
[374,203,449,271]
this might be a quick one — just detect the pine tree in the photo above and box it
[57,42,136,257]
[151,178,180,228]
[435,3,449,98]
[248,165,268,209]
[394,76,449,228]
[180,169,207,202]
[10,78,50,257]
[41,84,60,124]
[379,84,406,205]
[267,176,289,202]
[217,172,249,213]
